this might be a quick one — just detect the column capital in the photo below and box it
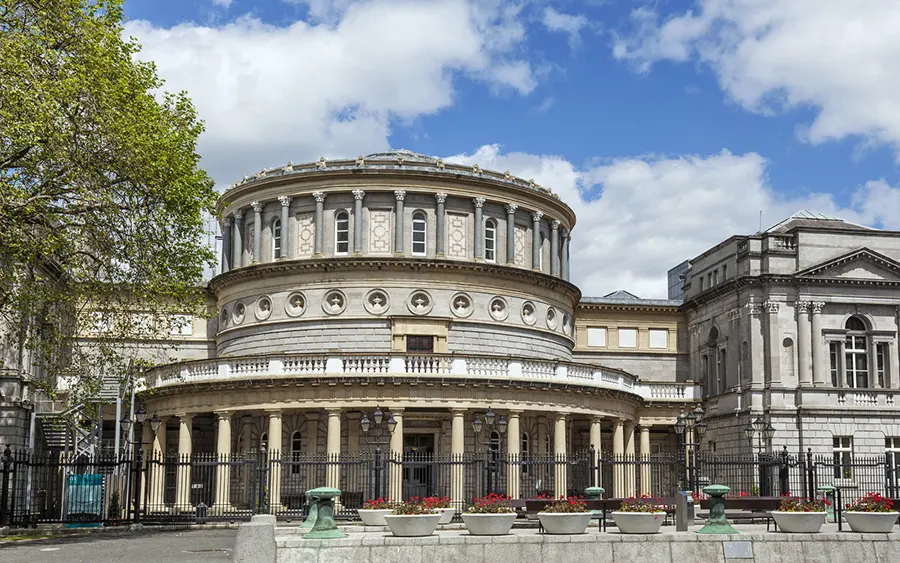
[473,197,485,208]
[233,209,244,220]
[175,413,194,422]
[325,407,342,416]
[531,211,543,222]
[390,407,405,415]
[550,219,560,231]
[763,300,780,314]
[394,189,406,201]
[223,216,234,227]
[312,191,326,203]
[554,412,568,422]
[265,409,283,418]
[278,195,292,207]
[505,203,518,214]
[352,189,365,201]
[560,227,569,238]
[591,415,605,424]
[251,201,263,213]
[811,301,825,314]
[435,192,448,204]
[506,409,524,416]
[214,410,232,419]
[450,408,467,415]
[796,301,811,314]
[746,300,763,316]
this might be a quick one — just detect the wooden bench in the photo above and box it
[697,496,783,530]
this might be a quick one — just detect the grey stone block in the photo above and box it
[543,542,612,563]
[234,521,276,563]
[483,542,542,562]
[253,514,278,526]
[422,543,485,563]
[673,540,723,563]
[614,541,670,562]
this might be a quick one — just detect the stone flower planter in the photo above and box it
[435,507,456,524]
[357,509,392,526]
[611,511,666,534]
[844,511,899,533]
[383,513,441,537]
[461,513,517,536]
[536,512,593,534]
[771,511,826,533]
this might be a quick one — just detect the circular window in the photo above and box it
[562,313,571,335]
[546,307,558,330]
[285,292,306,317]
[232,302,246,324]
[782,337,794,348]
[255,296,273,320]
[521,301,537,325]
[219,307,228,329]
[322,290,347,315]
[407,290,434,315]
[488,296,509,321]
[450,292,473,318]
[364,289,390,315]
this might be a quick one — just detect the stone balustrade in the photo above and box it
[140,353,698,403]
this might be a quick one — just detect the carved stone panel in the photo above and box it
[447,213,467,259]
[296,213,315,257]
[514,225,527,267]
[369,209,392,254]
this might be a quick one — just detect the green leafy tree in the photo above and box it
[0,0,217,408]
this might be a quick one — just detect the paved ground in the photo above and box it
[0,529,237,563]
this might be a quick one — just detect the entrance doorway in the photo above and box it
[402,434,435,500]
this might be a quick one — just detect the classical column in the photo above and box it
[278,196,291,259]
[506,410,522,499]
[251,201,263,263]
[221,217,233,274]
[639,426,652,495]
[796,301,812,386]
[232,210,244,268]
[589,417,602,487]
[624,422,636,497]
[550,220,560,277]
[473,197,485,261]
[612,420,624,498]
[346,412,360,454]
[175,414,193,509]
[435,193,447,257]
[561,231,570,281]
[313,192,326,256]
[214,411,232,509]
[450,409,465,505]
[389,408,404,499]
[531,211,543,271]
[764,300,781,384]
[267,410,283,510]
[553,413,567,499]
[393,190,406,256]
[505,204,517,265]
[326,408,341,491]
[352,190,364,255]
[811,301,827,386]
[747,300,764,387]
[150,417,167,507]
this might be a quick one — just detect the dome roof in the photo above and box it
[364,149,439,164]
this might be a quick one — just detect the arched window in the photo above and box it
[291,431,303,474]
[260,432,268,453]
[484,219,497,262]
[411,211,427,256]
[521,432,530,475]
[489,430,501,462]
[272,218,282,260]
[845,316,869,388]
[334,211,349,255]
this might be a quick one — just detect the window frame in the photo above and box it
[832,436,853,479]
[648,329,668,349]
[272,217,282,260]
[334,211,350,255]
[406,335,434,353]
[844,317,869,388]
[587,327,607,348]
[411,211,427,256]
[617,328,637,348]
[291,431,303,474]
[484,218,497,262]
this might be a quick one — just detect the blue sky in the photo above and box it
[123,0,900,297]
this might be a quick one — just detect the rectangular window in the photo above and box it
[618,328,637,348]
[335,213,350,255]
[707,272,712,287]
[699,276,704,291]
[169,314,193,336]
[587,327,607,347]
[648,329,668,349]
[829,341,841,387]
[876,342,888,388]
[887,437,900,476]
[722,264,727,280]
[411,212,427,256]
[833,436,853,479]
[406,335,434,353]
[484,220,497,262]
[713,269,719,285]
[718,348,727,391]
[845,335,868,388]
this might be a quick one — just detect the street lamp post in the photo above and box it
[744,416,776,496]
[471,408,508,495]
[120,407,162,523]
[674,406,707,492]
[359,407,397,500]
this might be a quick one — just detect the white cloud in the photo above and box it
[212,0,233,8]
[614,1,900,155]
[126,0,534,186]
[541,7,589,49]
[446,144,900,298]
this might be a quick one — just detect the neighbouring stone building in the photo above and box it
[2,153,898,510]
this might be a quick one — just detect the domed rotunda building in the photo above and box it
[136,150,694,514]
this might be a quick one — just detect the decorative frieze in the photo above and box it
[368,210,392,254]
[447,213,467,258]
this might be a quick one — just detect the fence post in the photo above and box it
[132,446,143,523]
[373,447,382,501]
[806,448,815,498]
[256,452,268,514]
[1,446,12,526]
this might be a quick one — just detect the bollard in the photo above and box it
[195,502,208,525]
[696,484,738,534]
[298,491,318,531]
[303,487,344,540]
[675,490,694,531]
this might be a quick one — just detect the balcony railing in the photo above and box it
[140,353,698,403]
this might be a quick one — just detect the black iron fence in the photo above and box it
[2,445,898,527]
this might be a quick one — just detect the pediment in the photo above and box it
[796,248,900,281]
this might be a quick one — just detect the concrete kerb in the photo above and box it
[234,519,276,563]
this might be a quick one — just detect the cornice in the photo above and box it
[209,257,582,302]
[576,302,682,313]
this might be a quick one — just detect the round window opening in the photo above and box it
[450,293,473,318]
[233,302,246,324]
[365,289,390,315]
[521,302,537,325]
[488,297,509,321]
[256,296,273,320]
[407,290,434,315]
[546,307,558,330]
[285,292,306,317]
[322,290,347,315]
